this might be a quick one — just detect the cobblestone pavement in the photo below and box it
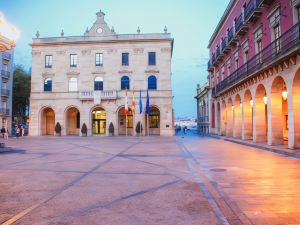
[0,135,300,225]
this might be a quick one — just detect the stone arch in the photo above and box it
[40,107,55,135]
[145,105,160,136]
[65,106,80,135]
[234,94,242,139]
[91,106,106,135]
[270,76,288,145]
[243,89,253,140]
[254,84,268,142]
[117,105,133,136]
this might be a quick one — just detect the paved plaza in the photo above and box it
[1,135,300,225]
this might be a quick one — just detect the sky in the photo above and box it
[0,0,227,118]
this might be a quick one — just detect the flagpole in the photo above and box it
[126,114,128,137]
[147,114,149,136]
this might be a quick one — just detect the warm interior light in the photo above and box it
[250,99,253,107]
[282,88,287,101]
[263,96,267,105]
[231,105,234,111]
[239,103,242,108]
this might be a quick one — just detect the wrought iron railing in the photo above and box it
[228,27,234,43]
[235,13,245,33]
[1,89,10,96]
[212,22,300,97]
[1,70,10,79]
[0,108,9,116]
[221,38,227,52]
[245,0,262,21]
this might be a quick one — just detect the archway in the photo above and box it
[41,107,55,135]
[221,100,226,135]
[293,69,300,148]
[66,107,80,135]
[234,94,242,139]
[255,84,268,142]
[118,106,133,136]
[92,107,106,135]
[243,90,253,140]
[270,76,288,145]
[227,98,233,137]
[145,106,160,135]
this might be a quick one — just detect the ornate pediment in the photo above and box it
[42,71,54,78]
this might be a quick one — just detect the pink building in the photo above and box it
[208,0,300,149]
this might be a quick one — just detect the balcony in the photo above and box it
[235,13,248,36]
[228,27,238,46]
[207,60,213,72]
[245,0,262,23]
[79,90,117,100]
[1,70,10,79]
[258,0,273,6]
[0,108,9,116]
[1,89,10,97]
[221,37,230,54]
[212,22,300,97]
[1,52,11,60]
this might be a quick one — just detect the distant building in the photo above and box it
[29,10,174,136]
[195,82,210,133]
[0,50,13,132]
[208,0,300,148]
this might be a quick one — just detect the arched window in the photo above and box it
[121,76,130,90]
[68,77,78,92]
[44,78,52,92]
[148,75,157,90]
[94,77,103,91]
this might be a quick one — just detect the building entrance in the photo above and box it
[92,108,106,135]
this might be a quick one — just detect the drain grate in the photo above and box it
[210,168,227,172]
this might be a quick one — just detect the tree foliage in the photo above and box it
[12,65,31,123]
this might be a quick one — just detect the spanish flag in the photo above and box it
[132,90,136,114]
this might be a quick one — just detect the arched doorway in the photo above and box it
[244,90,253,140]
[234,94,242,139]
[270,76,288,145]
[227,98,233,137]
[255,84,268,142]
[66,107,80,135]
[221,100,226,135]
[92,107,106,135]
[293,69,300,148]
[41,107,55,135]
[118,107,133,136]
[145,106,160,135]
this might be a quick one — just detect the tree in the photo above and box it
[81,123,87,136]
[55,122,62,136]
[12,65,31,124]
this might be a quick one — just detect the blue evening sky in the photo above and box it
[0,0,227,118]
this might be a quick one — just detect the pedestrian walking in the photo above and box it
[16,127,20,138]
[21,126,24,137]
[1,127,5,138]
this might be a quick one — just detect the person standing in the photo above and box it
[4,127,8,140]
[1,127,5,138]
[21,126,24,137]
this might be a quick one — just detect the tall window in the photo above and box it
[95,53,103,66]
[148,52,156,65]
[44,78,52,92]
[297,5,300,22]
[148,75,157,90]
[121,76,130,90]
[94,77,103,91]
[257,39,263,64]
[70,54,77,67]
[274,25,281,54]
[68,77,78,92]
[122,53,129,66]
[45,55,52,68]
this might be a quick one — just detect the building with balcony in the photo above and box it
[0,50,13,132]
[195,82,211,133]
[208,0,300,149]
[29,10,174,136]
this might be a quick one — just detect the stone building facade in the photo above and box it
[195,82,210,133]
[0,50,13,133]
[29,11,174,136]
[208,0,300,148]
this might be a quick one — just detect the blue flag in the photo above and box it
[146,89,150,115]
[139,89,143,114]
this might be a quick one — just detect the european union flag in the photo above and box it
[146,89,150,115]
[139,89,143,114]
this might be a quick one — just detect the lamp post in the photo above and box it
[0,14,19,52]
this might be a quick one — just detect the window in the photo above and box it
[70,54,77,67]
[274,24,281,54]
[148,52,156,65]
[122,53,129,66]
[94,77,103,91]
[45,55,52,68]
[44,78,52,92]
[121,76,130,90]
[297,5,300,22]
[257,39,263,64]
[234,52,239,70]
[226,59,231,76]
[221,66,225,81]
[95,53,103,66]
[148,75,157,90]
[68,77,78,92]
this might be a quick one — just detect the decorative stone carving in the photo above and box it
[92,70,106,75]
[81,49,91,55]
[32,51,41,56]
[66,71,80,76]
[145,69,159,74]
[42,71,55,78]
[118,70,133,74]
[56,50,66,55]
[133,48,144,54]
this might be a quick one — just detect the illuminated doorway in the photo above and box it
[92,108,106,135]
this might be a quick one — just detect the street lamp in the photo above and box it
[249,99,254,107]
[263,96,268,105]
[282,87,287,101]
[0,14,19,52]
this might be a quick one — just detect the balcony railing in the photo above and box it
[212,22,300,97]
[221,38,227,52]
[1,70,10,79]
[1,52,11,60]
[1,89,10,97]
[245,0,262,23]
[0,108,9,116]
[235,13,248,36]
[79,90,117,100]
